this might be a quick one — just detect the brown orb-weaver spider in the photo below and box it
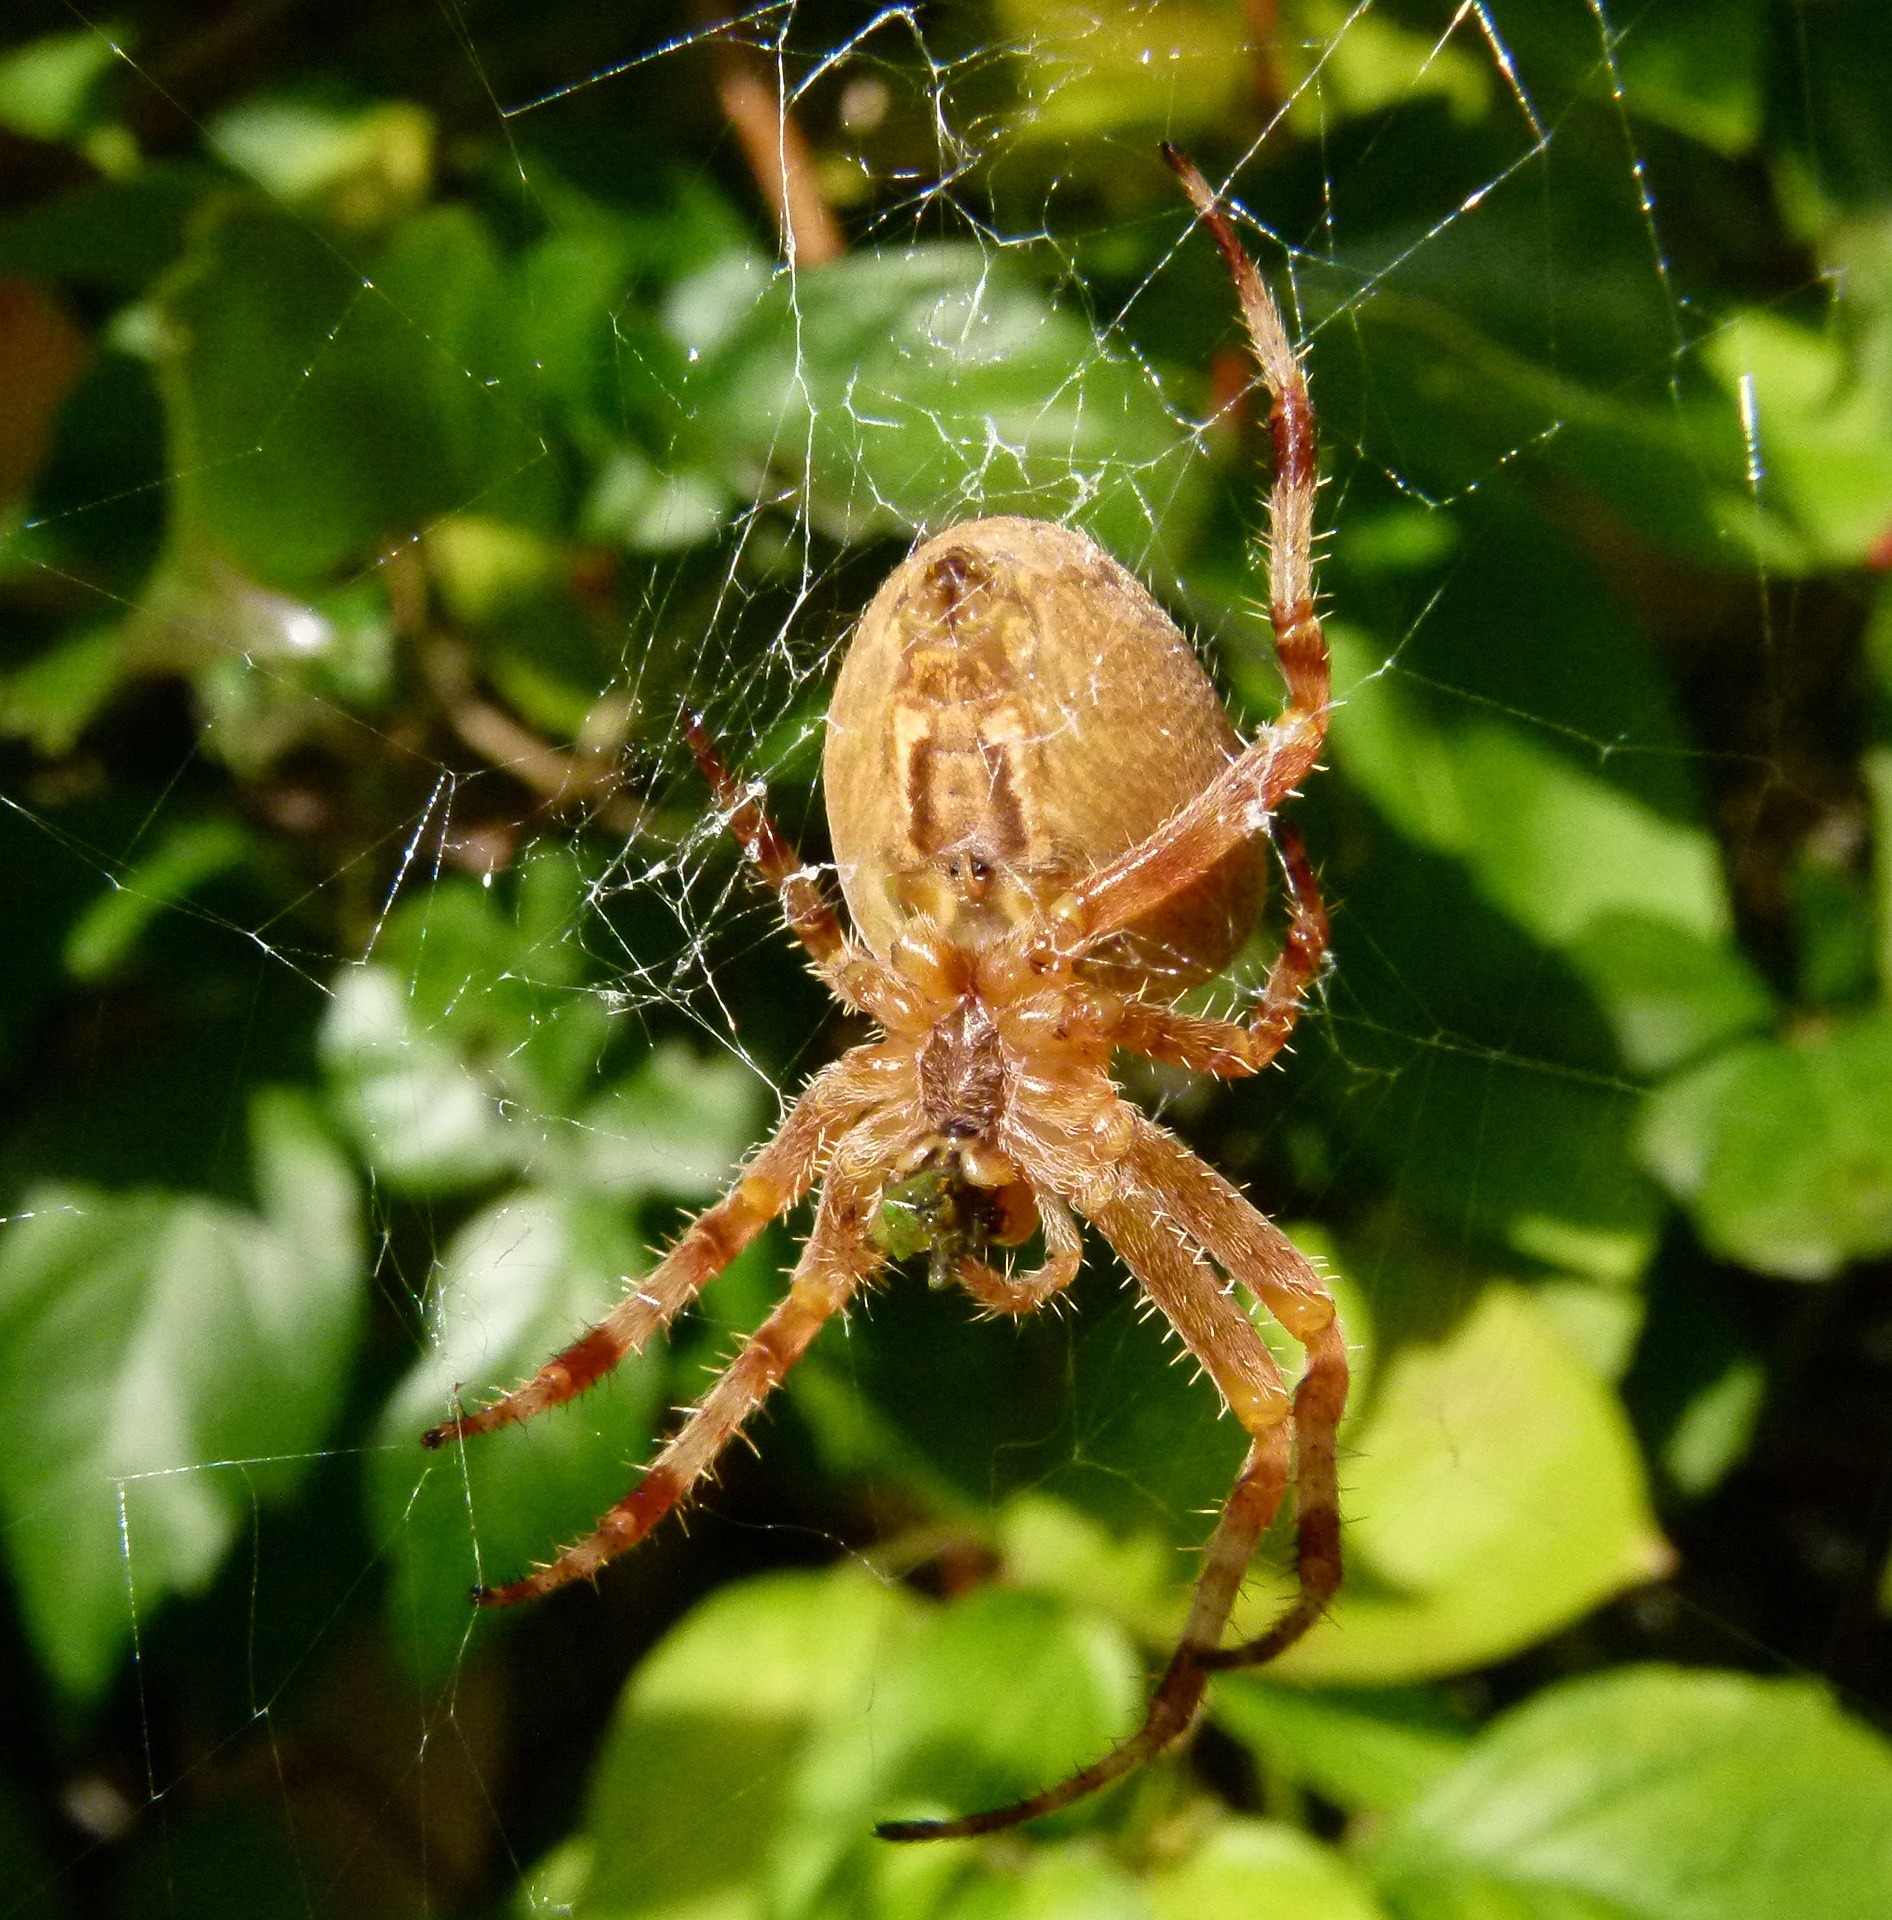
[423,148,1345,1842]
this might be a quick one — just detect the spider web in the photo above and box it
[2,1,1886,1915]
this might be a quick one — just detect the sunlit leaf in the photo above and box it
[1146,1818,1390,1920]
[574,1569,924,1918]
[154,195,547,583]
[368,1022,761,1673]
[1255,1285,1668,1683]
[1640,1013,1892,1278]
[1211,1679,1470,1816]
[997,0,1249,143]
[694,244,1200,569]
[774,1586,1142,1910]
[63,816,254,980]
[1704,311,1892,569]
[1373,1667,1892,1920]
[372,1185,665,1677]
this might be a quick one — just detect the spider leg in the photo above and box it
[1042,155,1327,962]
[1118,1114,1348,1669]
[475,1164,884,1607]
[879,1141,1295,1842]
[953,1193,1083,1316]
[683,707,852,972]
[1116,823,1328,1078]
[423,1058,871,1449]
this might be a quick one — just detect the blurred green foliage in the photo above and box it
[3,1,1892,1916]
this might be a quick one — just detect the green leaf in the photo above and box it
[206,97,433,226]
[1210,1679,1470,1816]
[0,625,129,758]
[1253,1286,1668,1685]
[369,1031,759,1673]
[63,817,254,980]
[1146,1819,1389,1920]
[941,1844,1153,1920]
[1703,311,1892,569]
[0,166,207,292]
[0,1092,361,1698]
[996,0,1249,143]
[574,1568,924,1917]
[1562,915,1774,1077]
[321,964,519,1192]
[1287,0,1492,132]
[1640,1012,1892,1278]
[774,1586,1143,1910]
[1614,0,1765,156]
[0,26,120,144]
[694,244,1200,569]
[153,194,547,584]
[1328,627,1731,959]
[321,855,633,1193]
[578,1042,764,1197]
[1373,1667,1892,1920]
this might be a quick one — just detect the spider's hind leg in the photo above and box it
[879,1141,1298,1842]
[1124,1117,1350,1670]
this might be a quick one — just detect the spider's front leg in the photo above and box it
[1049,155,1329,972]
[423,1057,870,1450]
[472,1162,887,1606]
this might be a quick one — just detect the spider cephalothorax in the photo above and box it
[424,148,1345,1841]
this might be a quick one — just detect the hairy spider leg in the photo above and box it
[952,1192,1084,1316]
[683,707,849,968]
[1114,823,1328,1077]
[423,1058,871,1450]
[474,1164,887,1606]
[879,1145,1296,1841]
[1118,1116,1348,1668]
[684,707,907,1027]
[1052,155,1327,964]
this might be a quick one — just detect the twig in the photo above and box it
[709,33,844,266]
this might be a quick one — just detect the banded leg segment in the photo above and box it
[684,708,848,969]
[423,1061,868,1450]
[1115,823,1328,1078]
[476,1169,884,1607]
[1123,1115,1348,1667]
[880,1169,1293,1841]
[1049,154,1328,962]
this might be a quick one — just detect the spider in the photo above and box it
[423,148,1345,1842]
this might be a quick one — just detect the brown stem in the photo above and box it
[418,634,647,838]
[709,35,843,266]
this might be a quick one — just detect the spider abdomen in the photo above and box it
[824,516,1263,993]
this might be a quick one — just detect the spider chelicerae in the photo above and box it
[423,148,1346,1842]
